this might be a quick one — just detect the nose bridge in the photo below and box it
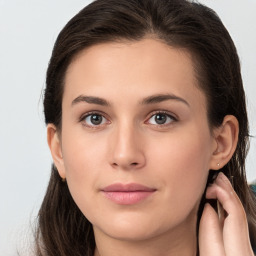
[110,118,145,169]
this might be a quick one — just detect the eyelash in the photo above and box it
[79,111,110,128]
[79,110,177,128]
[145,111,177,127]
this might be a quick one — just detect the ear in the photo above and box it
[47,124,66,179]
[210,115,239,170]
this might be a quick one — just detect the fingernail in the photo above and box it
[217,172,225,181]
[217,172,229,184]
[218,172,224,177]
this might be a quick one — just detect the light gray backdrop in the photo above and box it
[0,0,255,255]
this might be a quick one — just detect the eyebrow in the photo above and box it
[71,93,189,107]
[140,94,189,106]
[72,95,110,106]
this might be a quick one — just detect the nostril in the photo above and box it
[112,162,139,166]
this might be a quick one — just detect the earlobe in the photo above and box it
[210,115,239,170]
[47,124,66,179]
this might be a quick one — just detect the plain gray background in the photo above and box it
[0,0,255,255]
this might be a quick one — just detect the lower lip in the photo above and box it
[102,191,155,205]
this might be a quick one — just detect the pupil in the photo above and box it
[91,114,102,125]
[155,114,166,124]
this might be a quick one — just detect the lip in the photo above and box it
[101,183,156,205]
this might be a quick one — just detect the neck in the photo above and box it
[93,215,198,256]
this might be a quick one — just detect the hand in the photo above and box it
[199,172,254,256]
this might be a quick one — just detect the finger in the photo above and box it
[206,172,245,220]
[199,203,225,256]
[205,173,254,256]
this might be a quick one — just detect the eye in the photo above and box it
[82,113,108,127]
[147,112,176,125]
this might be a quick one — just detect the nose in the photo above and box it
[109,123,146,170]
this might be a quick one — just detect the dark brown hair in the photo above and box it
[37,0,256,255]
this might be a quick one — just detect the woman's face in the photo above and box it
[57,39,218,241]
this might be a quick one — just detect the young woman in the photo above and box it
[36,0,256,255]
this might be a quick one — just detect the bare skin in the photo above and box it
[200,172,254,256]
[47,39,254,255]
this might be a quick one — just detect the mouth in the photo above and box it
[101,183,157,205]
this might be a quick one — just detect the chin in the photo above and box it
[92,212,182,242]
[96,223,162,242]
[91,199,200,243]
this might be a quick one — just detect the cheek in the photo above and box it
[148,127,212,208]
[61,125,106,174]
[60,129,107,211]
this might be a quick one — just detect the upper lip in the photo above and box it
[102,183,156,192]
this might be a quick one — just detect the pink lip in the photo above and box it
[101,183,156,205]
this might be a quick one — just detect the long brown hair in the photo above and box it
[37,0,256,255]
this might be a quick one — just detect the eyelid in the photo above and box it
[146,110,177,120]
[79,111,111,128]
[78,110,177,128]
[145,110,178,126]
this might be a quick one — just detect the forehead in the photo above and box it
[63,39,207,110]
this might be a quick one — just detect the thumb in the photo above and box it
[199,203,225,256]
